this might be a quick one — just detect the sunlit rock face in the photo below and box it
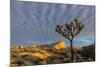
[16,46,51,59]
[19,51,51,59]
[54,40,67,49]
[32,52,51,59]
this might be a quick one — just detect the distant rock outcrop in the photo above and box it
[15,45,24,49]
[53,40,67,49]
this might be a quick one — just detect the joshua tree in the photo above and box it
[55,18,84,62]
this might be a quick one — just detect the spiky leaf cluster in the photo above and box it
[55,19,84,41]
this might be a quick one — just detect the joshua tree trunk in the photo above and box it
[70,40,74,62]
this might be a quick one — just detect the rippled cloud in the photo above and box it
[11,1,95,45]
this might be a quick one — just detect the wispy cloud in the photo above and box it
[11,1,95,45]
[77,39,92,43]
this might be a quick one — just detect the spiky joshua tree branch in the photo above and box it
[55,18,84,62]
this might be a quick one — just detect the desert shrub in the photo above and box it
[30,58,44,65]
[39,61,48,65]
[52,59,62,64]
[15,58,25,66]
[79,44,95,60]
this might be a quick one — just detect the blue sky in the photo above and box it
[11,0,95,46]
